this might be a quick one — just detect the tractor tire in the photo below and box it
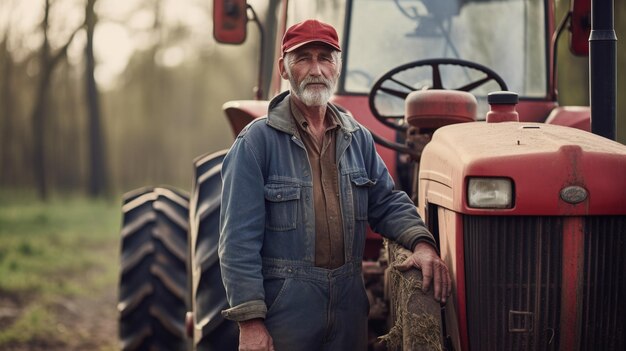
[189,150,238,351]
[118,186,190,351]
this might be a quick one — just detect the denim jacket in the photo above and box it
[218,91,435,321]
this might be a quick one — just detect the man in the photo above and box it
[219,19,451,351]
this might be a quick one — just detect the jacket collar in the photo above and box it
[266,91,360,135]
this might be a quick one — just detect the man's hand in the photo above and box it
[395,242,452,303]
[238,319,274,351]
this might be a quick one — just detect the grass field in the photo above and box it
[0,190,122,350]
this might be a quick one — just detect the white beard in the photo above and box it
[299,83,332,106]
[287,72,336,107]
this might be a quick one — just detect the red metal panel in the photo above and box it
[544,106,591,131]
[419,122,626,216]
[223,100,270,137]
[508,100,557,123]
[559,217,584,351]
[455,214,469,351]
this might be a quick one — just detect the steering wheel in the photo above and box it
[368,58,508,131]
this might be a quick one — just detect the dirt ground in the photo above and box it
[0,282,119,351]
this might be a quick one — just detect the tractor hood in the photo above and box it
[418,122,626,215]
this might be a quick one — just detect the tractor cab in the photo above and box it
[214,0,592,191]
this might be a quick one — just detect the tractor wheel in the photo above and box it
[189,150,238,351]
[118,186,190,351]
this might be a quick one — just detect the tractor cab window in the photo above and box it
[341,0,546,114]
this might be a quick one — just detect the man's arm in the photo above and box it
[358,127,433,248]
[358,128,451,302]
[219,134,268,321]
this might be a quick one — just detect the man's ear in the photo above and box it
[278,57,289,80]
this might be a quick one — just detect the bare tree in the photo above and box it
[31,0,84,199]
[85,0,108,197]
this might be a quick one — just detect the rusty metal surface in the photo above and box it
[462,214,626,350]
[580,216,626,350]
[464,215,563,350]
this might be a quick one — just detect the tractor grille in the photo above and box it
[464,216,563,351]
[580,216,626,350]
[464,215,626,351]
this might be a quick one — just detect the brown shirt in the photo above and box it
[291,100,345,269]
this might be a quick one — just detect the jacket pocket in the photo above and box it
[349,172,376,221]
[264,184,300,231]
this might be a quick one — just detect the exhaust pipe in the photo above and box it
[589,0,617,140]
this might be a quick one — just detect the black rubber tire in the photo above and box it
[118,186,190,351]
[189,150,238,351]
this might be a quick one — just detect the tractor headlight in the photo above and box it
[467,177,514,209]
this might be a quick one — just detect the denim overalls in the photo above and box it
[219,92,433,350]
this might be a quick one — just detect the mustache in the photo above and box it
[300,76,332,90]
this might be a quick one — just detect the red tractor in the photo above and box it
[118,0,626,350]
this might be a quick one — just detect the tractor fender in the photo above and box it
[223,100,270,137]
[544,106,590,131]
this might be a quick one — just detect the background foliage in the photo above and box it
[0,0,260,199]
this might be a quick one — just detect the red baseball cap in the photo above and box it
[281,19,341,55]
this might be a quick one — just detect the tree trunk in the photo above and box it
[0,0,16,187]
[30,0,85,199]
[31,0,52,200]
[0,38,14,186]
[85,0,108,197]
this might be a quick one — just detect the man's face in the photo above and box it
[280,44,341,107]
